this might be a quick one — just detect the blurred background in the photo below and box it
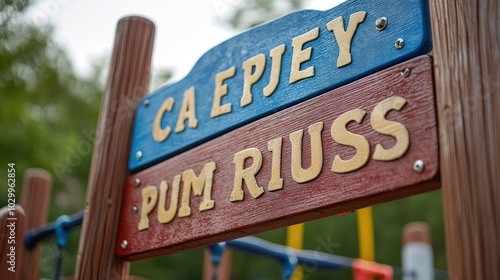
[0,0,446,278]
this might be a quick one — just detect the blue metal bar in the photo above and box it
[22,211,448,280]
[225,237,448,279]
[24,211,84,250]
[227,236,352,270]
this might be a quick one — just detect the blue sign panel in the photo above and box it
[129,0,432,172]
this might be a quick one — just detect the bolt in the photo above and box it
[134,178,141,187]
[375,17,388,31]
[135,151,142,160]
[132,205,138,214]
[395,38,404,49]
[121,240,128,249]
[413,160,424,173]
[401,68,411,78]
[143,99,150,107]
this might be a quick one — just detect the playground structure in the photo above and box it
[3,169,448,279]
[1,0,499,279]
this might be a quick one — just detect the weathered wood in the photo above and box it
[429,0,500,279]
[128,0,433,172]
[117,56,440,260]
[19,168,52,280]
[74,16,155,279]
[0,205,26,280]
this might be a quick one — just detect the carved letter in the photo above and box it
[157,176,181,224]
[138,186,158,231]
[268,137,284,191]
[178,162,217,217]
[326,11,366,68]
[264,44,286,97]
[331,108,370,173]
[175,86,198,133]
[241,53,266,107]
[152,97,174,142]
[211,66,236,118]
[371,96,410,161]
[289,28,319,84]
[230,148,264,201]
[289,122,324,183]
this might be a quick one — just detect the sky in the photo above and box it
[27,0,344,83]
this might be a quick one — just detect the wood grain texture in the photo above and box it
[19,168,52,280]
[429,0,500,279]
[128,0,433,172]
[117,56,440,260]
[0,205,26,280]
[74,16,155,279]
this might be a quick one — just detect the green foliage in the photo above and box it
[217,0,303,30]
[150,68,174,92]
[0,0,101,277]
[131,249,205,279]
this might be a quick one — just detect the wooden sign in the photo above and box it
[128,0,432,172]
[117,56,439,260]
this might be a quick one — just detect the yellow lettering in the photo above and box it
[230,148,264,201]
[326,11,366,68]
[331,108,370,173]
[157,176,181,224]
[175,86,198,133]
[211,66,236,118]
[178,162,217,217]
[289,122,324,183]
[371,96,410,161]
[264,44,286,97]
[152,97,174,142]
[241,54,266,107]
[138,186,158,231]
[289,28,319,84]
[267,137,284,191]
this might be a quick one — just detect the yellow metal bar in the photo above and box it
[287,223,304,280]
[356,207,375,261]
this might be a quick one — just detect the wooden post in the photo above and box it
[19,168,52,280]
[203,248,232,280]
[0,205,26,280]
[74,16,155,279]
[402,222,433,280]
[429,0,499,278]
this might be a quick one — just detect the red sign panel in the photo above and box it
[117,56,439,260]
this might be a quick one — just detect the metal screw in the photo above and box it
[401,68,411,78]
[413,159,424,173]
[132,205,138,214]
[135,151,142,160]
[395,38,405,49]
[375,17,388,31]
[143,99,150,107]
[134,178,141,187]
[121,240,128,249]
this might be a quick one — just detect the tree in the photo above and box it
[0,0,104,276]
[1,0,103,204]
[217,0,303,30]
